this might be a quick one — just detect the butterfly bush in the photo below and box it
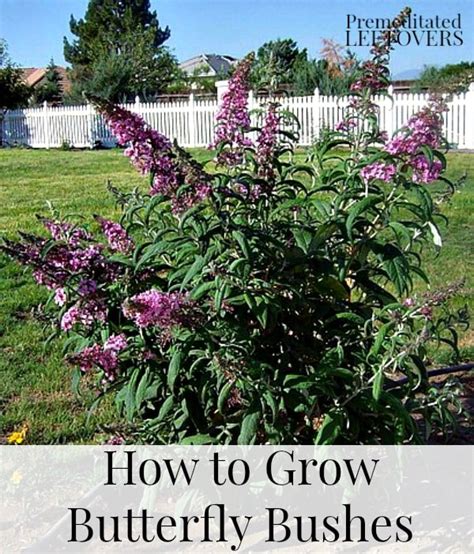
[2,7,468,445]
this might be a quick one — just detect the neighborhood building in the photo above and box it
[21,66,71,95]
[179,53,238,79]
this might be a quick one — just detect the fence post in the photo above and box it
[87,103,95,148]
[188,92,196,147]
[465,82,474,149]
[386,85,395,138]
[134,95,141,115]
[313,88,320,141]
[248,89,255,109]
[216,80,228,105]
[43,101,50,149]
[2,111,10,145]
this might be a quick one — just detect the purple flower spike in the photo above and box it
[211,55,254,166]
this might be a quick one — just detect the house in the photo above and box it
[391,79,425,93]
[21,66,71,95]
[179,54,239,79]
[391,69,423,93]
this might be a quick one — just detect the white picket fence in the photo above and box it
[3,83,474,149]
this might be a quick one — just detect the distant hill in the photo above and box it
[393,69,422,80]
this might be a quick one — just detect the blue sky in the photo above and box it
[1,0,472,75]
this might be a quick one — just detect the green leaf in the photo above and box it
[180,255,206,290]
[135,242,165,272]
[312,199,332,219]
[190,281,215,300]
[420,145,433,164]
[263,390,278,422]
[292,228,313,253]
[214,279,231,313]
[283,374,314,389]
[157,396,175,421]
[309,222,338,251]
[346,195,382,241]
[167,350,182,391]
[388,221,412,246]
[232,230,251,260]
[382,250,410,295]
[314,410,343,445]
[334,312,365,326]
[237,410,260,445]
[370,322,393,358]
[314,276,349,300]
[427,221,442,248]
[217,382,233,414]
[125,369,141,420]
[180,434,215,445]
[372,369,384,401]
[135,369,151,410]
[409,355,428,388]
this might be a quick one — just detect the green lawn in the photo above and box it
[0,148,472,443]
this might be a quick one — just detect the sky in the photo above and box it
[0,0,473,76]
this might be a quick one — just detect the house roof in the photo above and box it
[20,66,71,92]
[179,54,238,76]
[22,67,47,86]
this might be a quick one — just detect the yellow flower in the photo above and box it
[7,424,28,445]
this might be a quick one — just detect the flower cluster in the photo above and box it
[385,96,447,183]
[360,161,396,184]
[386,97,447,156]
[5,235,112,289]
[2,219,121,337]
[97,100,212,212]
[96,216,134,254]
[123,289,192,330]
[41,218,91,246]
[402,280,464,323]
[410,155,443,184]
[423,279,465,307]
[100,103,171,175]
[212,55,254,166]
[256,103,279,179]
[335,119,356,133]
[70,334,127,381]
[164,145,212,213]
[149,155,179,196]
[95,99,181,200]
[54,287,67,306]
[61,298,107,331]
[350,60,388,93]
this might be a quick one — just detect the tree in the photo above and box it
[292,57,358,96]
[0,39,8,67]
[31,59,63,105]
[251,38,307,91]
[414,61,474,94]
[0,39,30,111]
[251,37,359,96]
[63,0,178,101]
